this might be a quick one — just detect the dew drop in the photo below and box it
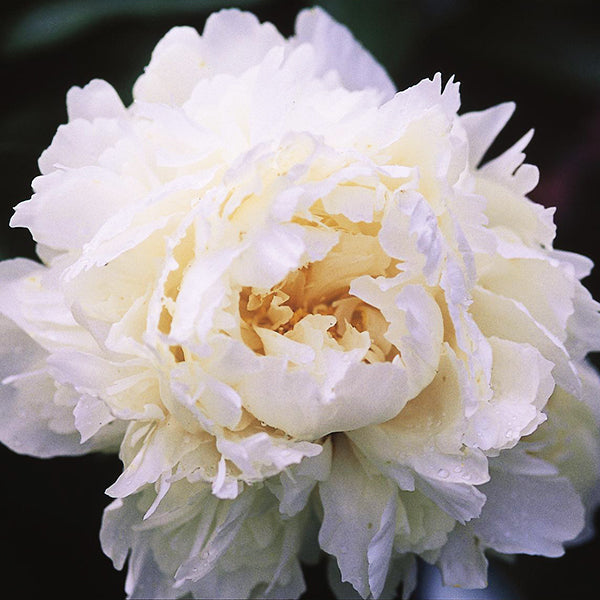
[437,468,449,479]
[505,429,514,438]
[453,465,462,473]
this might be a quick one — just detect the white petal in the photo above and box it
[460,102,515,167]
[100,497,139,571]
[38,117,126,174]
[255,326,316,365]
[416,477,487,524]
[105,490,184,599]
[106,419,198,498]
[179,489,307,599]
[73,394,115,443]
[294,7,395,100]
[437,524,488,589]
[479,256,575,342]
[350,278,443,395]
[394,490,456,555]
[216,429,321,483]
[126,543,179,599]
[0,317,88,457]
[319,436,397,599]
[331,361,414,427]
[202,9,285,76]
[13,166,146,250]
[133,26,205,104]
[66,79,126,121]
[473,449,585,556]
[565,282,600,361]
[268,437,332,517]
[240,356,413,439]
[170,247,239,342]
[232,222,307,289]
[480,129,538,194]
[348,345,490,500]
[477,176,556,248]
[174,486,257,584]
[471,286,580,396]
[464,337,554,452]
[378,191,444,284]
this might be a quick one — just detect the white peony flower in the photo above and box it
[1,7,599,599]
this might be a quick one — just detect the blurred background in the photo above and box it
[0,0,598,598]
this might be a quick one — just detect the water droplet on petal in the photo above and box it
[437,468,449,479]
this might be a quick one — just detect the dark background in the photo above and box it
[1,1,599,598]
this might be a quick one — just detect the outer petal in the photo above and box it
[0,258,94,351]
[133,11,285,105]
[106,418,200,499]
[0,259,121,456]
[66,78,127,121]
[476,175,556,248]
[437,524,488,589]
[267,437,332,517]
[350,348,489,493]
[470,286,580,396]
[319,436,397,599]
[473,448,585,556]
[480,129,539,194]
[184,497,308,600]
[294,7,396,100]
[460,102,515,167]
[0,316,84,457]
[464,337,554,452]
[478,256,576,343]
[565,281,600,361]
[133,26,205,105]
[201,9,285,76]
[12,167,146,251]
[38,117,126,175]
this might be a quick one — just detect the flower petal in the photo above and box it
[437,524,488,589]
[319,436,397,599]
[294,7,396,100]
[473,448,585,556]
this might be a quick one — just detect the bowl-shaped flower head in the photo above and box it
[1,7,599,599]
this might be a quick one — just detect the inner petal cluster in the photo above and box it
[238,257,398,365]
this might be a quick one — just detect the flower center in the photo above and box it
[239,264,398,363]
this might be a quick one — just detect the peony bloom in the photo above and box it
[1,6,600,599]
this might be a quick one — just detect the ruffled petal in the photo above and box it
[437,524,488,589]
[473,448,585,556]
[319,436,397,599]
[294,7,396,100]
